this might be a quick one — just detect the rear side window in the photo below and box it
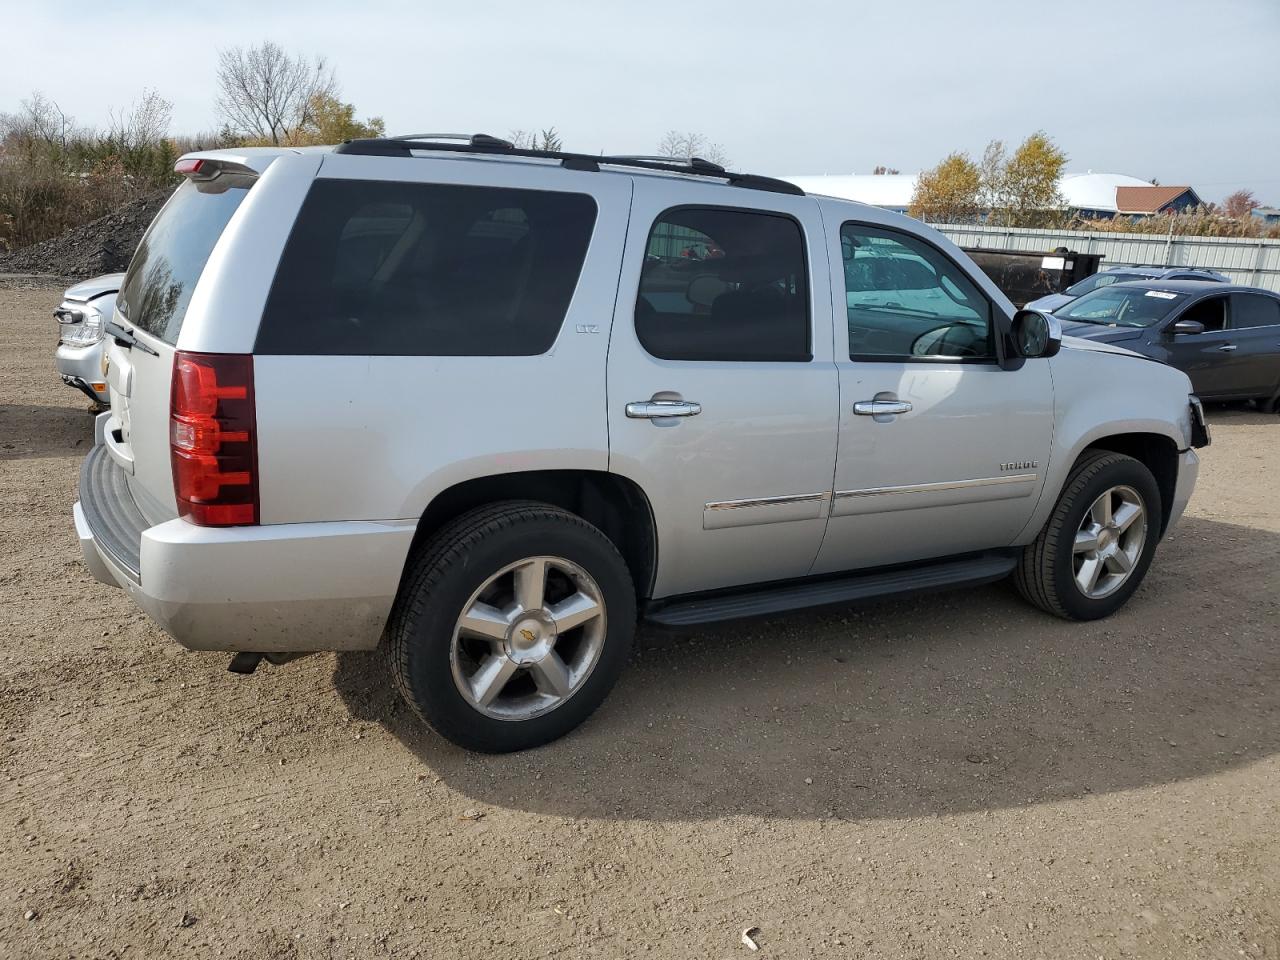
[635,207,810,362]
[256,179,597,356]
[117,177,252,343]
[1231,293,1280,329]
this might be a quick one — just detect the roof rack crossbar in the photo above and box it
[332,137,803,196]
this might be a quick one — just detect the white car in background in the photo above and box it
[54,273,123,409]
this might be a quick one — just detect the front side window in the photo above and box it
[635,207,810,362]
[1231,293,1280,329]
[257,179,597,356]
[1180,296,1228,332]
[841,223,994,360]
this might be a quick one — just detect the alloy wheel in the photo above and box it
[450,556,607,721]
[1072,484,1147,599]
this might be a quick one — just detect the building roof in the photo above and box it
[1114,185,1199,214]
[1056,173,1154,212]
[780,171,1166,215]
[782,173,918,209]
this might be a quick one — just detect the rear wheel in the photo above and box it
[386,501,635,752]
[1015,451,1162,620]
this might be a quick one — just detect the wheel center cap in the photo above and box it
[507,616,555,664]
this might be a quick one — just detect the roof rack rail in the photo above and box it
[332,134,804,196]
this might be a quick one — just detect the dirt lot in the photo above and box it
[2,284,1278,960]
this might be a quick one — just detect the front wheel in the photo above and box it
[1015,451,1162,620]
[386,501,635,753]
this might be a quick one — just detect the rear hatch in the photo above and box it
[104,169,256,523]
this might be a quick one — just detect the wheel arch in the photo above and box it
[404,470,658,601]
[1080,432,1180,536]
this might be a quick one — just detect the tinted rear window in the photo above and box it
[255,179,597,356]
[117,177,252,343]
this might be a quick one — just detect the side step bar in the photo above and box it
[644,551,1017,628]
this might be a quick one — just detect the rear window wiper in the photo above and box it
[105,319,159,356]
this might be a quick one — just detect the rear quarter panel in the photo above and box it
[251,156,634,523]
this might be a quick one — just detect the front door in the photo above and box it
[606,180,838,598]
[813,217,1054,575]
[1163,294,1244,398]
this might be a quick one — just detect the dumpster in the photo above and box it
[962,247,1102,307]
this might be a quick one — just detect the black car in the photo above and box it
[1053,280,1280,410]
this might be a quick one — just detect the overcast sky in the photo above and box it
[5,0,1278,202]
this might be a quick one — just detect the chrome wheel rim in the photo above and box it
[450,556,607,721]
[1073,484,1147,599]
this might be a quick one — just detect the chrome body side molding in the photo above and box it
[831,473,1038,517]
[703,492,830,530]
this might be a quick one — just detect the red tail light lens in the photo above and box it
[170,351,259,526]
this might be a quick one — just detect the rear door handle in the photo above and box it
[853,399,913,417]
[626,399,702,419]
[1217,344,1237,352]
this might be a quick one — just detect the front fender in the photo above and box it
[1014,348,1192,543]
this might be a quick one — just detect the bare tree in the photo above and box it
[215,41,337,145]
[508,127,563,151]
[657,130,729,167]
[106,89,173,149]
[872,165,901,175]
[0,92,78,151]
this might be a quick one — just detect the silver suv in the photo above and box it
[75,136,1209,752]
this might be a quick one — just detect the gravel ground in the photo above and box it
[2,285,1279,960]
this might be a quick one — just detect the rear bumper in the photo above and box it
[76,446,416,652]
[1166,448,1199,535]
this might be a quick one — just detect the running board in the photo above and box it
[644,551,1017,627]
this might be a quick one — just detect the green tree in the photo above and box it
[293,92,385,145]
[908,152,981,222]
[981,132,1067,227]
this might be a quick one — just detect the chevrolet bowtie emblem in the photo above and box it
[519,628,536,642]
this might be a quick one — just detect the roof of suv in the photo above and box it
[179,133,805,196]
[1112,278,1268,295]
[1102,265,1227,280]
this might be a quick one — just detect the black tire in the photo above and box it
[1014,451,1162,621]
[386,501,635,753]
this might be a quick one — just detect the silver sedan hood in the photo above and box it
[64,273,126,303]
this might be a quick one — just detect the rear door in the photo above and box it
[1227,292,1280,398]
[105,172,257,522]
[606,179,839,598]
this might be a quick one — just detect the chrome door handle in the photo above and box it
[1217,344,1237,352]
[853,399,913,417]
[626,399,702,419]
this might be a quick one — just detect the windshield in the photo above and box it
[117,176,252,343]
[1064,271,1151,297]
[1057,287,1185,327]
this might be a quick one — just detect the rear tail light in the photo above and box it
[170,351,259,526]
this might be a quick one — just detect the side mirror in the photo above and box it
[1010,308,1062,359]
[1169,319,1205,337]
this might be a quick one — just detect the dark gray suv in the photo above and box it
[1054,279,1280,409]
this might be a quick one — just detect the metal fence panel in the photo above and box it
[931,223,1280,292]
